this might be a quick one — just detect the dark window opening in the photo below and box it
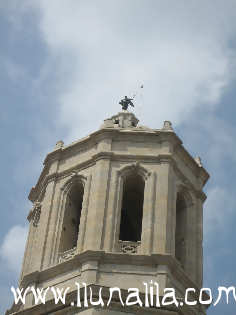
[119,173,145,242]
[60,182,84,252]
[175,193,187,267]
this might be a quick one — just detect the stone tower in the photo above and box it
[7,110,209,315]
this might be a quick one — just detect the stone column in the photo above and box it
[77,174,92,253]
[139,172,156,255]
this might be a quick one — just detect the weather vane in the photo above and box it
[119,96,134,110]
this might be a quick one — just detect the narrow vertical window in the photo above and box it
[60,182,84,252]
[175,193,187,268]
[119,173,145,242]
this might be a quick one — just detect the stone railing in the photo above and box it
[118,240,141,254]
[58,247,76,263]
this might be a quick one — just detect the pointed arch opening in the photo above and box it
[59,181,84,253]
[119,173,145,242]
[175,192,187,268]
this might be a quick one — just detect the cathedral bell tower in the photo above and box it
[7,108,209,315]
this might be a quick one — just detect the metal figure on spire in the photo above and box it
[119,96,134,110]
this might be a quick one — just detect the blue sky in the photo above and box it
[1,1,236,313]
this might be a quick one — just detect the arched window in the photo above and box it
[119,173,145,242]
[175,192,187,268]
[60,181,84,252]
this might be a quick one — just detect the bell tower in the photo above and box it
[7,109,209,315]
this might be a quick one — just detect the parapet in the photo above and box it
[101,110,139,129]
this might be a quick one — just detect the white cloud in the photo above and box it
[4,0,236,143]
[0,225,28,274]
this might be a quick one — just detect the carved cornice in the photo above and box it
[29,161,95,203]
[28,123,208,203]
[29,151,207,202]
[43,144,64,166]
[92,151,114,161]
[174,144,209,187]
[172,162,207,202]
[20,250,205,294]
[158,154,173,164]
[17,250,210,314]
[29,163,50,202]
[35,126,178,170]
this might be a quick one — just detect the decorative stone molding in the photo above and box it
[60,173,87,194]
[17,250,208,315]
[162,120,174,131]
[117,162,151,180]
[158,154,173,164]
[118,241,141,254]
[29,151,207,205]
[27,202,42,227]
[173,163,207,202]
[50,172,88,265]
[54,140,64,150]
[92,151,114,162]
[101,111,139,129]
[29,126,209,203]
[58,247,76,263]
[195,156,203,167]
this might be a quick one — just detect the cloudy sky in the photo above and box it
[1,1,236,313]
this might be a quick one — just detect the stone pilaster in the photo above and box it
[140,172,156,255]
[19,219,35,281]
[152,163,170,254]
[102,169,119,252]
[165,164,176,255]
[30,180,57,271]
[84,159,111,250]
